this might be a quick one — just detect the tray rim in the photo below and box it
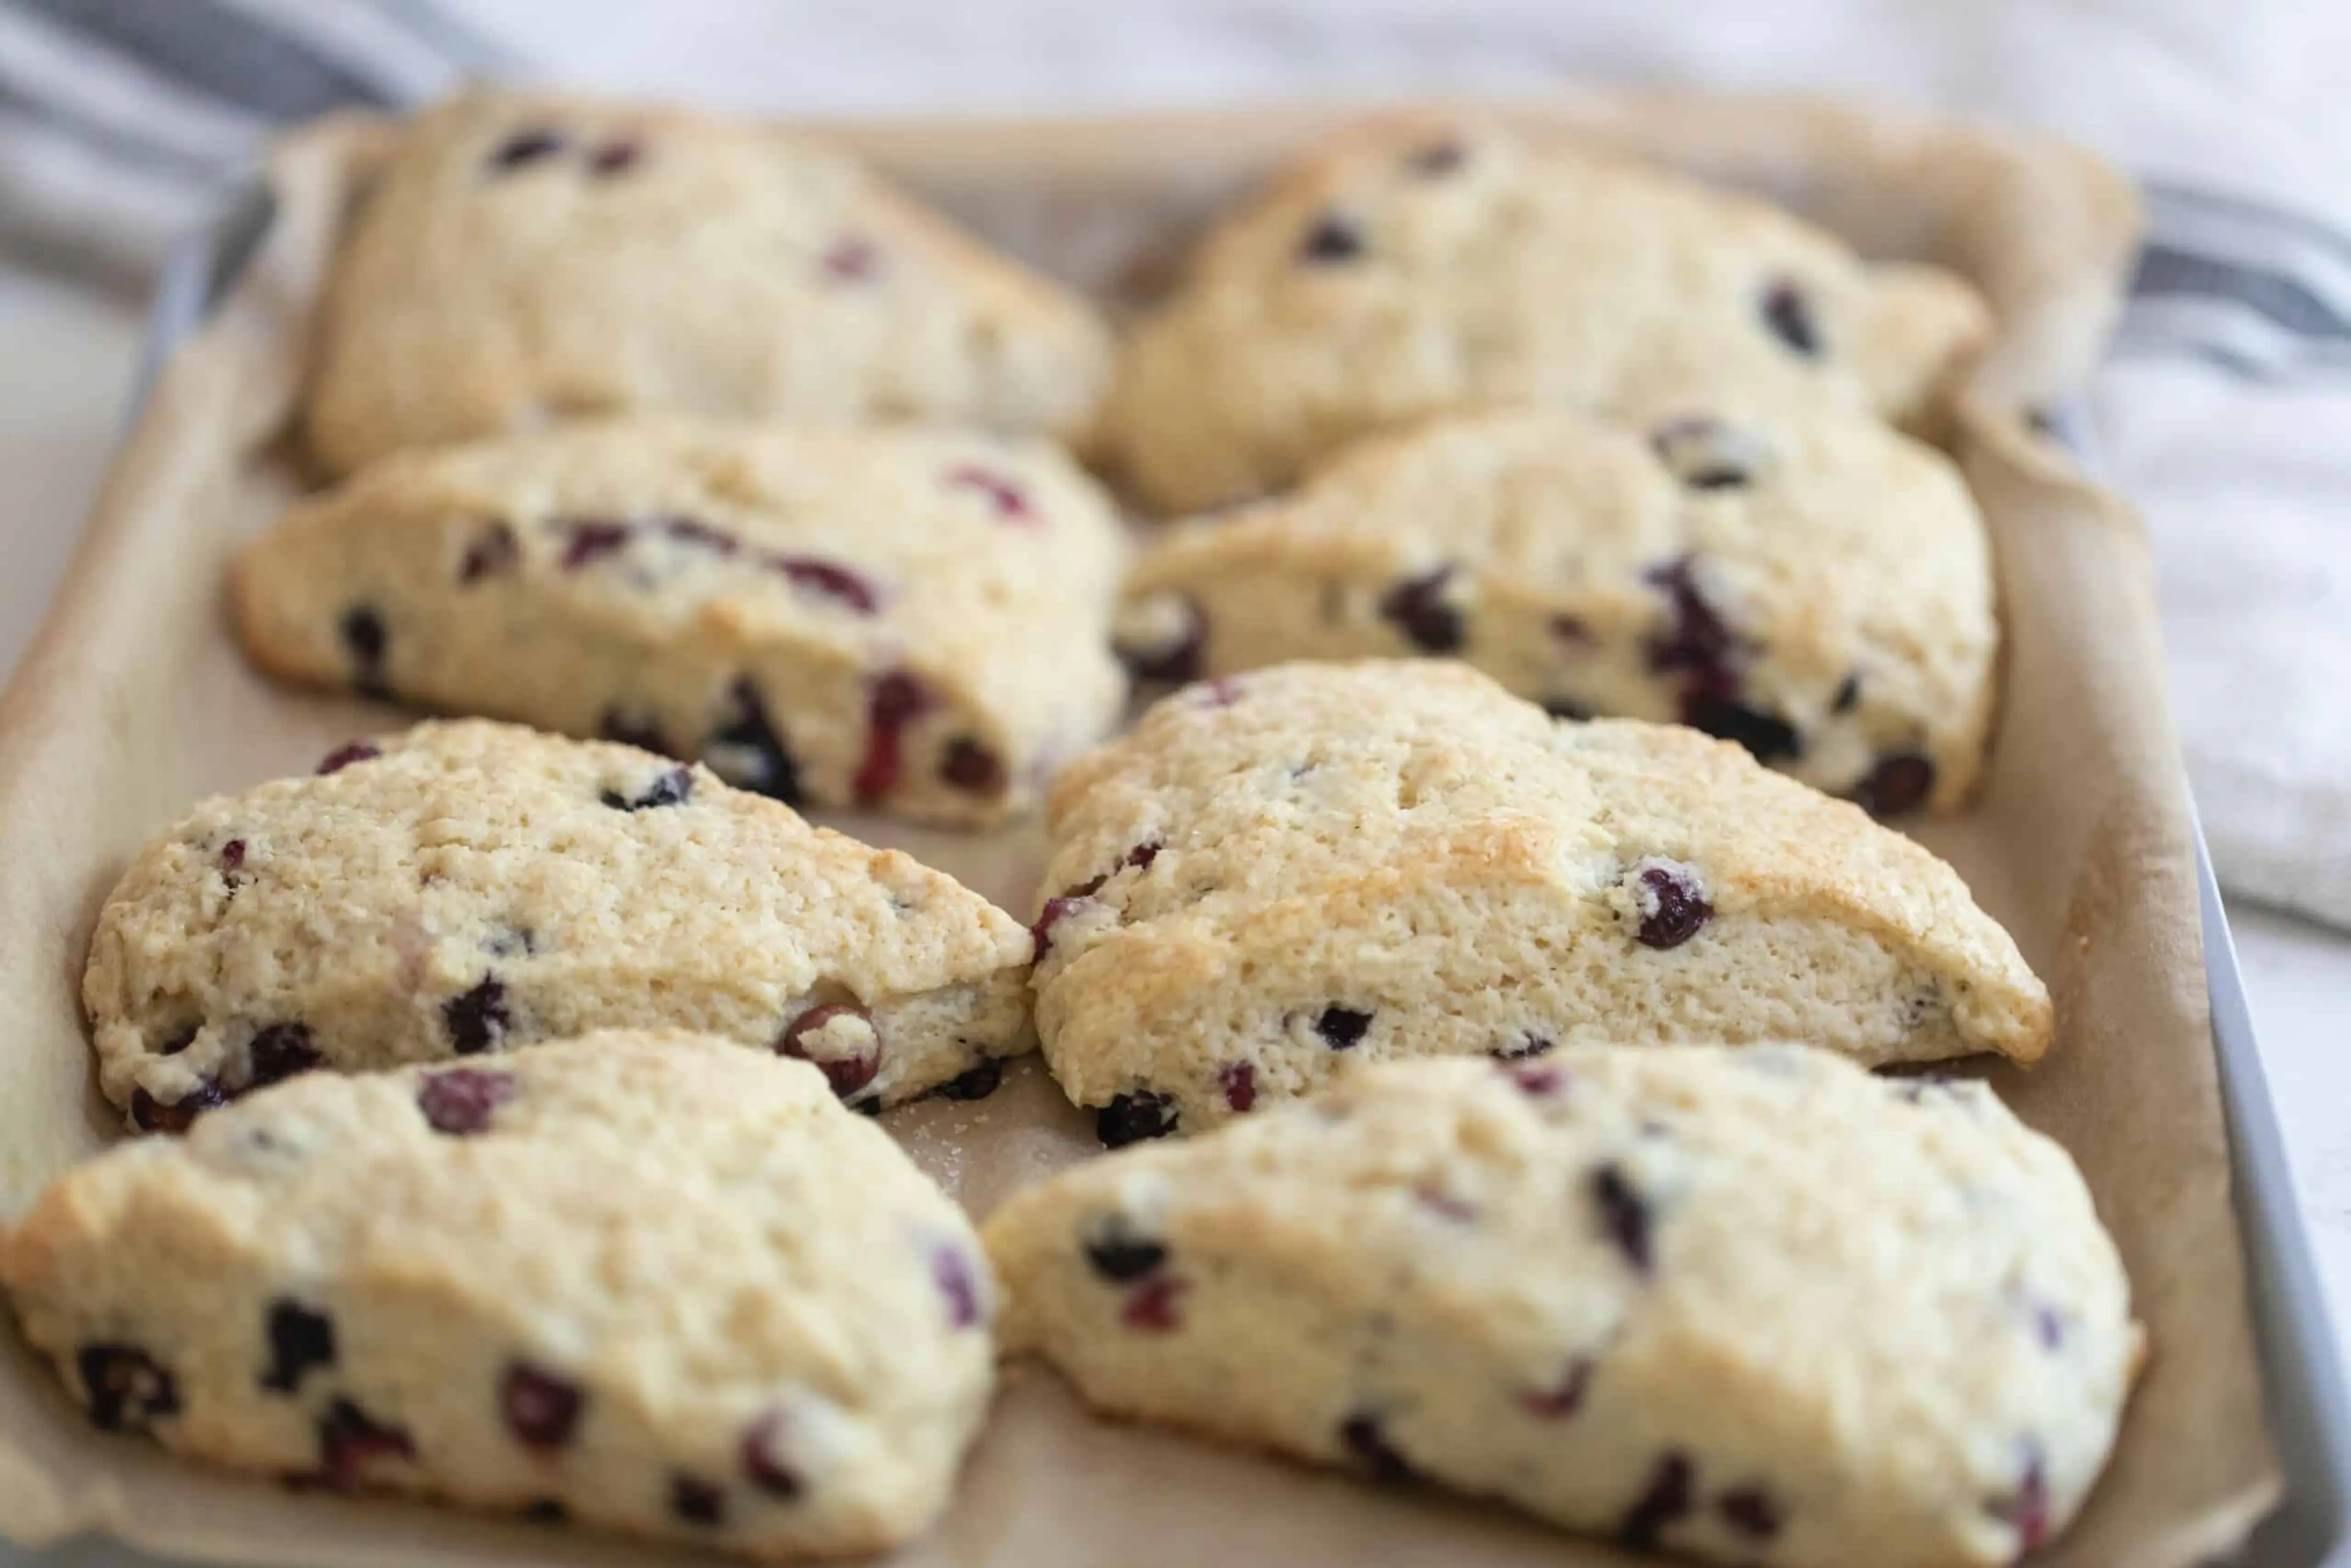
[9,116,2346,1567]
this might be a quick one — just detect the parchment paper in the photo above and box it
[0,92,2282,1567]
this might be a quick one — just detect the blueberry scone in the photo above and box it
[986,1048,2137,1567]
[2,1031,997,1557]
[1116,403,1993,812]
[304,89,1112,478]
[83,721,1033,1131]
[1096,116,1988,513]
[234,420,1128,826]
[1033,661,2049,1143]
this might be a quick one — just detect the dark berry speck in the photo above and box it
[705,677,803,805]
[940,737,1007,797]
[245,1022,321,1090]
[670,1473,726,1527]
[1097,1089,1178,1147]
[418,1068,517,1135]
[444,978,511,1056]
[1589,1161,1655,1274]
[1314,1006,1373,1049]
[1407,141,1466,176]
[601,764,694,812]
[1717,1485,1785,1540]
[1116,596,1205,683]
[1218,1060,1258,1112]
[260,1301,336,1394]
[1832,672,1862,713]
[1987,1447,2052,1552]
[822,235,879,282]
[338,606,391,700]
[945,465,1033,523]
[1618,1450,1697,1551]
[588,138,640,176]
[1121,1275,1186,1332]
[489,128,565,171]
[1082,1219,1166,1283]
[458,522,519,584]
[771,555,879,613]
[854,670,933,805]
[130,1080,227,1133]
[78,1344,179,1431]
[501,1362,585,1450]
[1632,861,1712,950]
[774,1003,879,1098]
[1688,696,1803,762]
[309,1398,414,1488]
[556,518,632,571]
[1300,214,1365,263]
[316,740,381,775]
[741,1409,803,1499]
[1378,565,1465,653]
[934,1246,983,1329]
[1340,1413,1414,1483]
[1850,752,1937,817]
[936,1059,1003,1101]
[1762,278,1822,358]
[1520,1357,1593,1419]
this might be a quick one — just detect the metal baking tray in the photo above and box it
[9,174,2345,1568]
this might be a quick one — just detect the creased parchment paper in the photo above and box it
[0,92,2281,1567]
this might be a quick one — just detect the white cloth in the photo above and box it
[6,0,2347,923]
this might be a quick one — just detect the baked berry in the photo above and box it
[219,839,247,875]
[1082,1219,1166,1283]
[1832,672,1862,713]
[1688,696,1803,762]
[1218,1060,1258,1112]
[1097,1089,1178,1147]
[662,516,741,556]
[854,670,933,805]
[670,1473,726,1527]
[941,737,1007,797]
[1378,565,1465,653]
[1314,1005,1373,1049]
[159,1024,198,1057]
[588,138,640,176]
[443,977,510,1056]
[417,1068,518,1136]
[1717,1486,1785,1539]
[601,764,694,811]
[260,1300,336,1394]
[1642,556,1737,677]
[1589,1161,1654,1274]
[1506,1062,1565,1097]
[771,555,879,613]
[1629,859,1711,949]
[705,677,803,805]
[311,1398,415,1488]
[245,1023,321,1090]
[489,128,565,171]
[1519,1357,1594,1419]
[1494,1033,1554,1060]
[315,740,381,775]
[338,605,391,700]
[457,522,519,584]
[1339,1413,1414,1483]
[1762,278,1823,358]
[774,1003,880,1098]
[936,1059,1003,1101]
[934,1246,983,1329]
[1618,1450,1697,1550]
[501,1362,586,1450]
[78,1343,179,1431]
[1030,895,1093,962]
[1552,613,1596,645]
[740,1409,803,1499]
[1300,214,1365,263]
[130,1080,227,1133]
[555,518,632,571]
[1115,595,1206,683]
[1406,141,1466,176]
[1850,752,1937,816]
[1987,1446,2051,1551]
[821,235,880,282]
[1120,1275,1186,1332]
[945,465,1033,522]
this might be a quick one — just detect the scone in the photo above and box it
[304,89,1112,478]
[1116,403,1994,812]
[234,420,1128,827]
[984,1048,2138,1568]
[83,720,1033,1131]
[2,1032,997,1558]
[1097,116,1987,513]
[1033,661,2049,1143]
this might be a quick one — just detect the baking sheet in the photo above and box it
[0,93,2289,1566]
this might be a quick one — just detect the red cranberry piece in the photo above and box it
[1120,1275,1187,1332]
[1097,1089,1177,1147]
[670,1473,726,1527]
[945,465,1035,523]
[1589,1163,1654,1274]
[1116,596,1207,683]
[1125,839,1163,872]
[501,1362,586,1451]
[1300,215,1365,263]
[936,1058,1004,1101]
[821,235,880,282]
[309,1398,415,1488]
[662,516,741,556]
[260,1300,336,1394]
[339,606,391,700]
[1850,752,1937,817]
[1630,860,1712,949]
[1520,1356,1594,1419]
[130,1080,227,1133]
[774,1003,880,1098]
[418,1068,518,1135]
[1415,1185,1475,1221]
[219,839,247,876]
[771,555,880,613]
[599,708,675,757]
[853,671,933,805]
[159,1024,198,1057]
[489,128,566,171]
[555,518,632,571]
[705,677,803,806]
[1406,141,1466,176]
[1030,895,1093,962]
[1340,1413,1415,1482]
[1082,1220,1166,1283]
[940,737,1005,797]
[443,978,509,1057]
[78,1344,179,1431]
[245,1023,321,1090]
[933,1246,983,1329]
[1762,278,1823,358]
[741,1410,802,1499]
[1987,1447,2051,1552]
[1689,696,1804,762]
[600,764,694,811]
[1218,1061,1258,1113]
[1832,672,1861,713]
[1378,565,1465,653]
[317,740,381,775]
[1315,1006,1373,1049]
[588,138,640,176]
[1717,1485,1785,1540]
[1618,1450,1697,1551]
[458,523,519,584]
[1505,1062,1565,1097]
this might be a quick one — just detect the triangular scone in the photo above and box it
[305,89,1113,477]
[1096,116,1987,512]
[234,420,1128,826]
[1117,403,1995,812]
[984,1049,2137,1566]
[84,721,1033,1130]
[2,1032,996,1557]
[1033,662,2049,1142]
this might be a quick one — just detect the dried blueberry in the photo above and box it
[1629,860,1711,950]
[945,465,1033,522]
[1082,1220,1167,1283]
[246,1023,321,1090]
[1589,1162,1654,1274]
[1717,1485,1785,1540]
[1218,1061,1258,1113]
[1300,214,1365,263]
[662,517,741,556]
[444,978,511,1056]
[1505,1062,1564,1097]
[219,839,247,876]
[1097,1089,1178,1147]
[933,1246,983,1329]
[1618,1451,1697,1550]
[418,1068,517,1136]
[1641,557,1737,678]
[771,555,879,613]
[854,670,933,806]
[310,1398,415,1488]
[316,740,381,775]
[740,1410,803,1499]
[1125,839,1163,874]
[501,1362,585,1451]
[588,138,640,176]
[159,1024,198,1057]
[1850,752,1937,817]
[1832,672,1861,713]
[260,1301,336,1394]
[705,677,803,805]
[670,1474,727,1527]
[458,523,519,584]
[941,737,1007,797]
[338,606,391,700]
[1762,278,1823,358]
[1687,696,1803,762]
[1378,565,1465,653]
[489,128,566,171]
[1340,1413,1414,1483]
[556,518,632,571]
[1519,1357,1594,1419]
[130,1080,227,1133]
[1121,1275,1187,1332]
[936,1059,1003,1101]
[775,1003,880,1098]
[601,764,694,811]
[78,1344,179,1431]
[1314,1006,1373,1049]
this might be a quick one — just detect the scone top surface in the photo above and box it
[1120,402,1997,811]
[234,419,1129,824]
[1098,115,1987,512]
[984,1048,2137,1567]
[1034,661,2049,1137]
[84,720,1034,1127]
[1,1032,996,1557]
[305,89,1113,476]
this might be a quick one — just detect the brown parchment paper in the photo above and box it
[0,91,2283,1567]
